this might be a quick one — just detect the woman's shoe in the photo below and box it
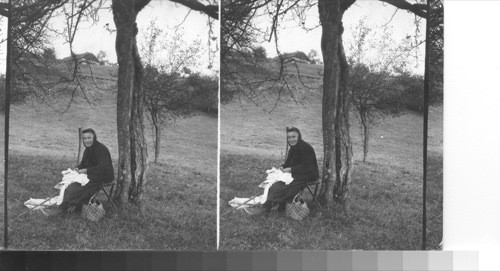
[41,202,68,217]
[277,202,287,213]
[41,207,63,217]
[243,205,267,215]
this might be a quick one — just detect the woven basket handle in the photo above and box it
[88,194,98,205]
[292,192,302,204]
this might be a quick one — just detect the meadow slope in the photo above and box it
[6,74,217,250]
[220,63,442,250]
[0,114,4,247]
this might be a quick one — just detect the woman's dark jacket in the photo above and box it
[266,137,319,203]
[282,139,319,183]
[77,140,114,184]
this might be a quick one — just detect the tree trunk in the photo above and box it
[333,42,354,207]
[361,114,369,162]
[129,33,149,207]
[317,0,355,210]
[112,0,150,209]
[153,123,161,163]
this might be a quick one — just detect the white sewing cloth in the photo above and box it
[59,168,90,187]
[264,167,293,185]
[24,197,60,210]
[54,169,90,205]
[228,197,264,209]
[24,168,89,209]
[228,167,294,208]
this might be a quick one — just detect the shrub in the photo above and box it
[188,73,218,114]
[396,73,425,113]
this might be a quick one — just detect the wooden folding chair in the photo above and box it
[93,181,118,212]
[303,179,322,210]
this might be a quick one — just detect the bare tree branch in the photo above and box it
[379,0,427,19]
[170,0,218,19]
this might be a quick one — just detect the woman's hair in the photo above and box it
[82,128,97,140]
[287,126,302,141]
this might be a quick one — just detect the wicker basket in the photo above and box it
[285,193,309,220]
[81,195,105,222]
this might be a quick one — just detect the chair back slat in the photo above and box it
[285,126,289,161]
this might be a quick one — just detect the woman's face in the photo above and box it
[287,131,299,146]
[82,132,95,147]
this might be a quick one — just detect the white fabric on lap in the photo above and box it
[24,168,90,209]
[264,167,293,185]
[228,167,294,208]
[228,196,264,209]
[24,196,60,209]
[54,168,90,205]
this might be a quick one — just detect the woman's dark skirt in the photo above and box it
[63,181,102,204]
[266,179,310,203]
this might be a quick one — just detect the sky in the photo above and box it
[0,0,219,75]
[0,1,422,75]
[255,0,426,75]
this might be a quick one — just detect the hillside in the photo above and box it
[7,67,217,249]
[220,61,442,250]
[0,114,3,247]
[30,59,118,82]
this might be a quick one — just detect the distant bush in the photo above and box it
[0,74,28,113]
[41,47,57,62]
[220,84,236,104]
[0,74,22,113]
[11,68,30,105]
[308,49,320,64]
[349,64,405,118]
[396,73,425,112]
[252,46,267,60]
[350,66,442,115]
[188,73,218,114]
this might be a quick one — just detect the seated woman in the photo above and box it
[43,128,114,217]
[248,127,319,215]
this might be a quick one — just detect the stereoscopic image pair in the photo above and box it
[0,0,442,251]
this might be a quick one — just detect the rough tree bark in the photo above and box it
[153,123,161,163]
[360,113,369,162]
[112,0,150,209]
[317,0,355,210]
[111,0,216,208]
[129,32,149,205]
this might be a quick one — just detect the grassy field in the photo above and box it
[220,76,442,250]
[0,114,4,247]
[6,75,217,250]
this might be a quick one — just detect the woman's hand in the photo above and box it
[282,167,292,173]
[77,168,87,174]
